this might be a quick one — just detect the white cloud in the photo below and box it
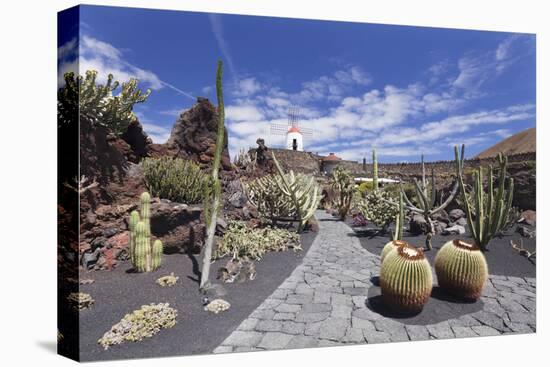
[57,35,195,100]
[209,14,237,81]
[233,77,263,97]
[226,105,264,122]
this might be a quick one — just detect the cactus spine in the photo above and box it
[151,240,163,271]
[380,245,432,313]
[435,239,488,299]
[454,145,514,251]
[128,192,162,272]
[129,210,140,263]
[372,149,378,191]
[200,60,225,291]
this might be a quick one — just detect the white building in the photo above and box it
[286,126,303,151]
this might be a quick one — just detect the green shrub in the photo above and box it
[358,182,373,196]
[142,157,207,204]
[214,221,301,261]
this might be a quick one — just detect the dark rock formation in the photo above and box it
[150,97,231,170]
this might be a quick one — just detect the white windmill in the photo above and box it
[269,106,313,151]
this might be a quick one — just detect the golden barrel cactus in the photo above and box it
[380,245,433,313]
[435,239,488,300]
[381,239,410,263]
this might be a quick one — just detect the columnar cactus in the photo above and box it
[129,210,140,263]
[435,239,488,299]
[128,192,162,272]
[454,145,514,251]
[151,240,163,271]
[372,149,378,191]
[380,245,433,313]
[140,192,151,237]
[133,221,150,273]
[381,239,409,263]
[391,191,405,241]
[330,166,355,220]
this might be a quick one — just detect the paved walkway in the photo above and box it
[213,211,536,353]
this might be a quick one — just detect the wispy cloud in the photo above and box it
[208,14,238,82]
[57,35,195,100]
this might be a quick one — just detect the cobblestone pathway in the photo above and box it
[214,211,536,353]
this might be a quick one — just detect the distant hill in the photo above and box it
[475,127,536,159]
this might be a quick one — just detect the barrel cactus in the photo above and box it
[435,239,488,300]
[381,239,410,263]
[151,239,163,271]
[380,245,433,313]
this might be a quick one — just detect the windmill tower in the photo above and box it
[270,106,313,151]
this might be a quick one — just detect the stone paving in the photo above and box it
[213,211,536,353]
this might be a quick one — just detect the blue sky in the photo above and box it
[58,5,536,163]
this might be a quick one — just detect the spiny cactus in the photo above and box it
[244,175,293,225]
[380,245,433,313]
[129,210,140,263]
[151,240,163,271]
[142,157,207,204]
[128,192,162,272]
[372,149,379,191]
[454,145,514,251]
[330,166,355,220]
[395,152,462,251]
[357,190,398,233]
[133,221,150,273]
[200,60,225,291]
[380,239,409,263]
[435,239,488,299]
[391,192,405,241]
[271,152,322,232]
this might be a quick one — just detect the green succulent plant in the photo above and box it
[129,192,162,272]
[357,190,399,232]
[330,166,355,220]
[142,157,207,204]
[435,239,488,300]
[380,244,433,313]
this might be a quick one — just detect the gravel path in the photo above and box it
[214,211,536,353]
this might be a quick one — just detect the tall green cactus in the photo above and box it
[200,60,225,291]
[391,192,405,241]
[128,192,162,272]
[372,149,379,191]
[129,210,140,263]
[271,152,322,232]
[133,221,150,273]
[454,145,514,251]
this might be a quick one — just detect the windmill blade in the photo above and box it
[270,123,289,135]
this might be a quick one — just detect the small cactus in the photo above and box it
[151,239,163,271]
[435,239,488,300]
[380,245,433,313]
[380,239,409,263]
[128,192,161,272]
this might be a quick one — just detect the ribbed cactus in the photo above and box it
[391,192,405,241]
[381,239,409,263]
[380,245,433,313]
[435,239,488,299]
[128,192,162,272]
[140,192,151,237]
[133,221,150,273]
[271,152,322,232]
[372,149,378,191]
[330,166,354,220]
[129,210,140,263]
[244,175,293,225]
[454,145,514,251]
[151,239,163,271]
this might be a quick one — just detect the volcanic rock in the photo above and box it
[449,209,465,222]
[442,224,466,235]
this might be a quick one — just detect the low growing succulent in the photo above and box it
[435,239,488,300]
[380,245,432,313]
